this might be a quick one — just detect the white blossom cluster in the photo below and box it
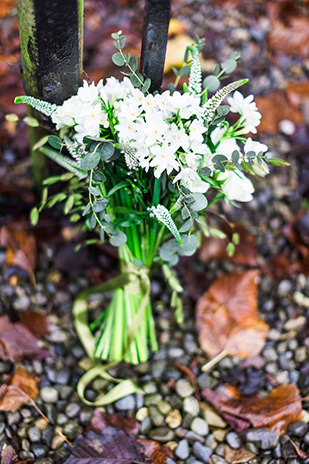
[51,77,267,202]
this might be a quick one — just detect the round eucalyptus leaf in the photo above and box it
[109,230,127,247]
[221,59,237,74]
[81,151,100,171]
[190,193,208,211]
[203,75,220,92]
[178,234,198,256]
[112,52,125,66]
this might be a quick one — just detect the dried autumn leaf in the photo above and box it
[63,427,170,464]
[20,310,49,338]
[0,367,39,411]
[196,270,269,358]
[225,446,255,464]
[0,224,37,284]
[90,409,139,435]
[138,439,170,464]
[200,224,257,267]
[269,17,309,59]
[0,315,49,362]
[255,91,303,133]
[202,384,302,435]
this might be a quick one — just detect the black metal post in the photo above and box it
[16,0,83,189]
[140,0,172,93]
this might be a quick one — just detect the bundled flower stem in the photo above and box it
[15,32,288,365]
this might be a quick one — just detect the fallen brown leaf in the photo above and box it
[20,310,49,338]
[283,212,309,275]
[90,409,139,435]
[202,384,303,434]
[269,17,309,59]
[288,437,309,459]
[1,444,33,464]
[196,270,269,359]
[225,445,255,464]
[0,223,37,284]
[200,224,257,267]
[0,367,39,411]
[63,427,170,464]
[0,315,49,362]
[255,91,303,133]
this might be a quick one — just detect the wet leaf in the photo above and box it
[0,223,37,284]
[0,367,39,411]
[196,270,269,358]
[0,315,49,362]
[202,384,302,434]
[283,212,309,275]
[90,409,139,435]
[225,446,256,464]
[200,224,257,267]
[63,427,170,464]
[255,91,303,134]
[20,310,49,338]
[269,17,309,59]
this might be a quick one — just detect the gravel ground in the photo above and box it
[0,0,309,463]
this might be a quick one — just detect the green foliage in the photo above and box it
[14,96,57,117]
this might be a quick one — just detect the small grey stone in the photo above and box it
[209,454,227,464]
[186,431,204,443]
[40,386,59,403]
[175,439,190,460]
[183,396,200,416]
[0,424,5,434]
[19,451,34,460]
[56,367,71,385]
[175,379,194,398]
[17,425,28,438]
[63,421,80,440]
[197,373,217,389]
[7,411,21,425]
[149,406,164,427]
[0,362,11,373]
[151,360,167,378]
[46,368,58,383]
[193,442,212,463]
[144,393,162,406]
[35,459,53,464]
[21,439,30,451]
[190,417,209,436]
[288,421,309,437]
[59,385,73,400]
[13,294,30,310]
[157,400,172,415]
[169,347,185,358]
[65,403,81,419]
[148,427,175,443]
[304,432,309,445]
[245,428,279,449]
[226,431,242,449]
[263,347,278,362]
[140,417,152,435]
[115,394,136,410]
[205,433,217,450]
[42,426,54,446]
[33,444,48,458]
[143,382,157,394]
[27,426,41,442]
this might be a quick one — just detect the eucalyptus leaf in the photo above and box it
[48,135,62,150]
[109,230,127,247]
[221,59,237,74]
[97,142,115,161]
[81,151,101,171]
[179,218,193,233]
[178,234,198,256]
[129,56,138,72]
[30,207,39,226]
[203,75,220,92]
[112,52,125,66]
[217,105,230,117]
[232,150,239,165]
[190,193,208,211]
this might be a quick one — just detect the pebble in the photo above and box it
[33,444,48,458]
[143,382,157,394]
[148,427,176,443]
[65,403,81,419]
[245,428,279,449]
[166,409,182,429]
[140,417,152,435]
[149,406,164,427]
[288,421,309,437]
[190,417,209,436]
[7,411,21,425]
[136,407,148,422]
[209,454,227,464]
[200,403,227,428]
[56,368,71,385]
[284,316,306,331]
[115,395,136,410]
[26,426,41,443]
[51,435,65,450]
[295,347,307,363]
[40,387,59,403]
[63,421,80,440]
[183,397,200,416]
[213,430,227,442]
[175,379,195,398]
[13,294,30,310]
[175,439,190,460]
[42,426,54,446]
[225,431,242,449]
[157,400,172,415]
[193,442,212,463]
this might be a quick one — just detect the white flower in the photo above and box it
[77,81,99,103]
[211,127,239,159]
[166,123,190,151]
[149,143,179,177]
[153,91,174,118]
[114,117,139,142]
[189,119,207,143]
[142,112,169,146]
[99,77,134,103]
[51,95,82,129]
[218,169,254,202]
[244,137,268,155]
[173,168,210,193]
[227,91,262,133]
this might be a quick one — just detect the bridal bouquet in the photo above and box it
[15,33,285,366]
